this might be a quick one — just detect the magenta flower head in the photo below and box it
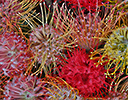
[0,31,31,77]
[3,74,47,100]
[58,48,109,98]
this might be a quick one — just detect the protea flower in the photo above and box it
[58,48,109,98]
[0,31,32,77]
[53,0,127,51]
[23,1,77,75]
[3,73,83,100]
[3,74,48,100]
[30,24,68,65]
[42,76,84,100]
[71,12,104,50]
[60,0,103,12]
[91,26,128,76]
[106,75,128,100]
[0,0,40,32]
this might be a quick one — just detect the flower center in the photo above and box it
[7,51,15,57]
[23,91,34,100]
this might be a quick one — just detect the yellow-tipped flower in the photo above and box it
[91,26,128,77]
[104,26,128,75]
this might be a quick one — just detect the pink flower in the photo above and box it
[29,25,67,65]
[0,31,31,77]
[72,13,104,50]
[3,74,47,100]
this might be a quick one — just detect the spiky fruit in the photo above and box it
[3,74,47,100]
[0,31,31,77]
[58,48,109,98]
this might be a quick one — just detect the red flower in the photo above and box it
[61,0,103,12]
[59,48,109,98]
[0,31,31,77]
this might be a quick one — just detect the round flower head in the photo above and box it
[3,74,47,100]
[53,1,125,51]
[0,31,31,77]
[58,48,109,98]
[26,2,76,75]
[30,24,67,64]
[95,26,128,76]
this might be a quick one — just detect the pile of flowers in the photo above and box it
[0,0,128,99]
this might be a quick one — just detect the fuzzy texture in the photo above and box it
[3,74,47,100]
[30,24,69,64]
[0,0,21,32]
[0,31,31,77]
[60,0,103,12]
[101,26,128,76]
[0,0,39,32]
[42,76,84,100]
[59,48,108,98]
[72,12,103,50]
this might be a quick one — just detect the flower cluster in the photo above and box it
[0,0,128,100]
[95,26,128,76]
[72,12,103,50]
